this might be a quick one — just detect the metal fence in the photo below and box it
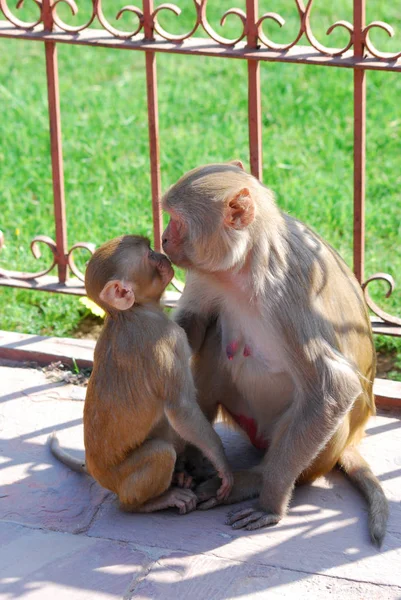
[0,1,400,401]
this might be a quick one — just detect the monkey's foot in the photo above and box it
[168,487,197,515]
[225,507,281,530]
[138,487,197,515]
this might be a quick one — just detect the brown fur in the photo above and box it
[161,163,388,545]
[49,235,232,514]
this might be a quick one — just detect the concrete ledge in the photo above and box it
[373,378,401,409]
[0,330,95,369]
[1,329,400,408]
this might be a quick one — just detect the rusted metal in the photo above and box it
[1,26,401,71]
[0,0,400,404]
[143,0,162,252]
[152,0,247,46]
[256,0,354,56]
[246,0,262,181]
[363,21,401,61]
[1,0,401,61]
[353,0,366,284]
[0,275,86,295]
[0,236,58,280]
[44,41,69,283]
[67,243,96,281]
[42,0,68,282]
[371,317,401,338]
[363,275,401,327]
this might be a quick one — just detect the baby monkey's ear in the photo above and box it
[99,279,135,310]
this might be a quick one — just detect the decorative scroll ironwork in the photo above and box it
[152,2,247,46]
[0,234,94,283]
[51,0,97,34]
[256,0,354,56]
[0,0,42,29]
[362,274,401,327]
[67,242,96,282]
[0,0,399,331]
[363,21,401,61]
[1,0,400,59]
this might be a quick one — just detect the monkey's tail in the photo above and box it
[337,446,388,547]
[48,433,88,474]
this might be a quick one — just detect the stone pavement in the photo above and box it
[0,359,401,600]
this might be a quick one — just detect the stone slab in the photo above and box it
[132,551,401,600]
[1,361,401,599]
[89,418,401,587]
[0,521,149,599]
[0,364,108,533]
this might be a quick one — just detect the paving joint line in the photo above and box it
[2,517,400,591]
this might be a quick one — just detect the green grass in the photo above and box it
[0,1,401,365]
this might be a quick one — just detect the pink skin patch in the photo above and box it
[226,409,268,450]
[226,341,252,360]
[243,344,252,357]
[226,340,240,361]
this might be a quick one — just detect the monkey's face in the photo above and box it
[162,212,192,268]
[162,164,257,272]
[162,202,254,274]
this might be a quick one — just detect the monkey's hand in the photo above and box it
[225,506,281,530]
[216,464,234,501]
[195,475,227,510]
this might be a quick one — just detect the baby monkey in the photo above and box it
[50,235,232,514]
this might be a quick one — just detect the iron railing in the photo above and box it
[0,1,400,399]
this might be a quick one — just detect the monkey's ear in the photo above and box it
[99,279,135,311]
[229,159,245,170]
[224,188,255,230]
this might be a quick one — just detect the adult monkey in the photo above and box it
[161,161,388,546]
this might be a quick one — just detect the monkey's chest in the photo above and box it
[220,310,286,374]
[219,310,294,436]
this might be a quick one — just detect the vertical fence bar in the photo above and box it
[353,0,366,283]
[246,0,262,181]
[42,0,68,283]
[143,0,163,252]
